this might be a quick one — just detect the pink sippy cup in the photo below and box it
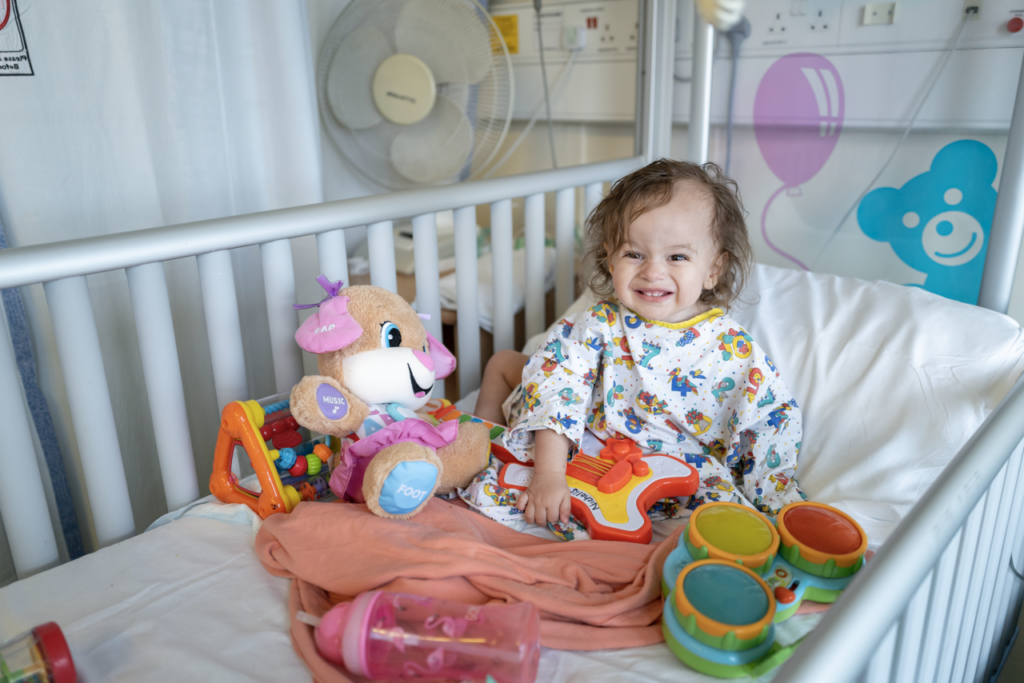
[311,591,541,683]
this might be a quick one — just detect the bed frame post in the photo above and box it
[978,50,1024,314]
[687,8,715,164]
[635,0,676,162]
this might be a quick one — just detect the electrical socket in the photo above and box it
[863,3,897,26]
[964,0,982,19]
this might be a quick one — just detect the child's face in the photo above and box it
[606,184,723,324]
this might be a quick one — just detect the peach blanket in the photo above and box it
[255,498,680,682]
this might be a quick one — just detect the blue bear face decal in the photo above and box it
[857,140,998,304]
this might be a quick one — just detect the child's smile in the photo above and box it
[607,184,723,324]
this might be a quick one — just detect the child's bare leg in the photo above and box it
[475,350,528,426]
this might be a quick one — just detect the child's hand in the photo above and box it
[516,470,572,526]
[516,428,573,526]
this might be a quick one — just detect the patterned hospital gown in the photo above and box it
[460,301,805,533]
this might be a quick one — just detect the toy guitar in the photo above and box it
[421,400,699,543]
[496,435,699,544]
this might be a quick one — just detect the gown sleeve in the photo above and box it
[681,339,805,518]
[503,308,609,457]
[728,364,805,516]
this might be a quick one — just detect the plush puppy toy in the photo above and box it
[289,277,490,519]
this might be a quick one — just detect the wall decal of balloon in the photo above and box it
[753,53,844,270]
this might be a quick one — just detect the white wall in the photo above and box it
[0,1,333,580]
[489,0,1024,322]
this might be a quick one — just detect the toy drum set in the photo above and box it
[662,501,868,678]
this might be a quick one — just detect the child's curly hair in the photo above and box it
[582,159,752,311]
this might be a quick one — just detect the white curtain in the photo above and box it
[0,0,366,576]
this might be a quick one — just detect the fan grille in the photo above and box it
[318,0,513,189]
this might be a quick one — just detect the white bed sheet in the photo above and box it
[0,501,802,683]
[3,263,1023,682]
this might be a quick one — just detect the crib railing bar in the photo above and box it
[260,240,303,394]
[585,182,604,221]
[0,158,645,291]
[978,49,1024,314]
[915,529,965,683]
[524,193,545,341]
[775,374,1024,683]
[316,229,350,285]
[979,442,1024,679]
[933,497,986,683]
[968,459,1020,680]
[491,199,515,353]
[956,469,1007,681]
[0,297,60,578]
[412,214,443,374]
[995,445,1024,666]
[197,251,249,413]
[891,573,932,683]
[555,187,576,317]
[125,263,200,512]
[42,276,135,547]
[453,206,481,397]
[862,621,898,683]
[582,182,604,300]
[367,221,398,294]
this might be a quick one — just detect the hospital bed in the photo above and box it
[3,1,1024,681]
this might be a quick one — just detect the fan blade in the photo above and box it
[391,95,473,184]
[326,26,393,130]
[395,0,492,86]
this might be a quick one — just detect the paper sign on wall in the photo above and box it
[0,0,32,76]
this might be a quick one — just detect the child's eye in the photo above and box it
[624,252,642,260]
[670,254,689,262]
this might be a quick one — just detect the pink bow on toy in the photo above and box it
[294,276,363,354]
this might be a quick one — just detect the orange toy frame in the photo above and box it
[210,399,334,519]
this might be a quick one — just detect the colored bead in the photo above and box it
[289,456,308,477]
[277,448,297,470]
[305,455,322,476]
[264,400,291,415]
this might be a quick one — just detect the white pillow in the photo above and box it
[522,264,1024,545]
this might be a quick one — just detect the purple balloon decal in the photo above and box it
[753,53,845,270]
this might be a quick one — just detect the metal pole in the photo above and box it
[636,0,677,161]
[688,10,714,164]
[978,51,1024,313]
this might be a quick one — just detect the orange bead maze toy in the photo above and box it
[498,435,699,544]
[210,397,337,519]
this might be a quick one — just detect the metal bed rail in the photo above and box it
[777,376,1024,683]
[0,156,643,580]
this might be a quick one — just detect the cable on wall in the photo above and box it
[811,10,972,269]
[534,0,559,169]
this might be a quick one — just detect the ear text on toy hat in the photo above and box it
[293,275,364,353]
